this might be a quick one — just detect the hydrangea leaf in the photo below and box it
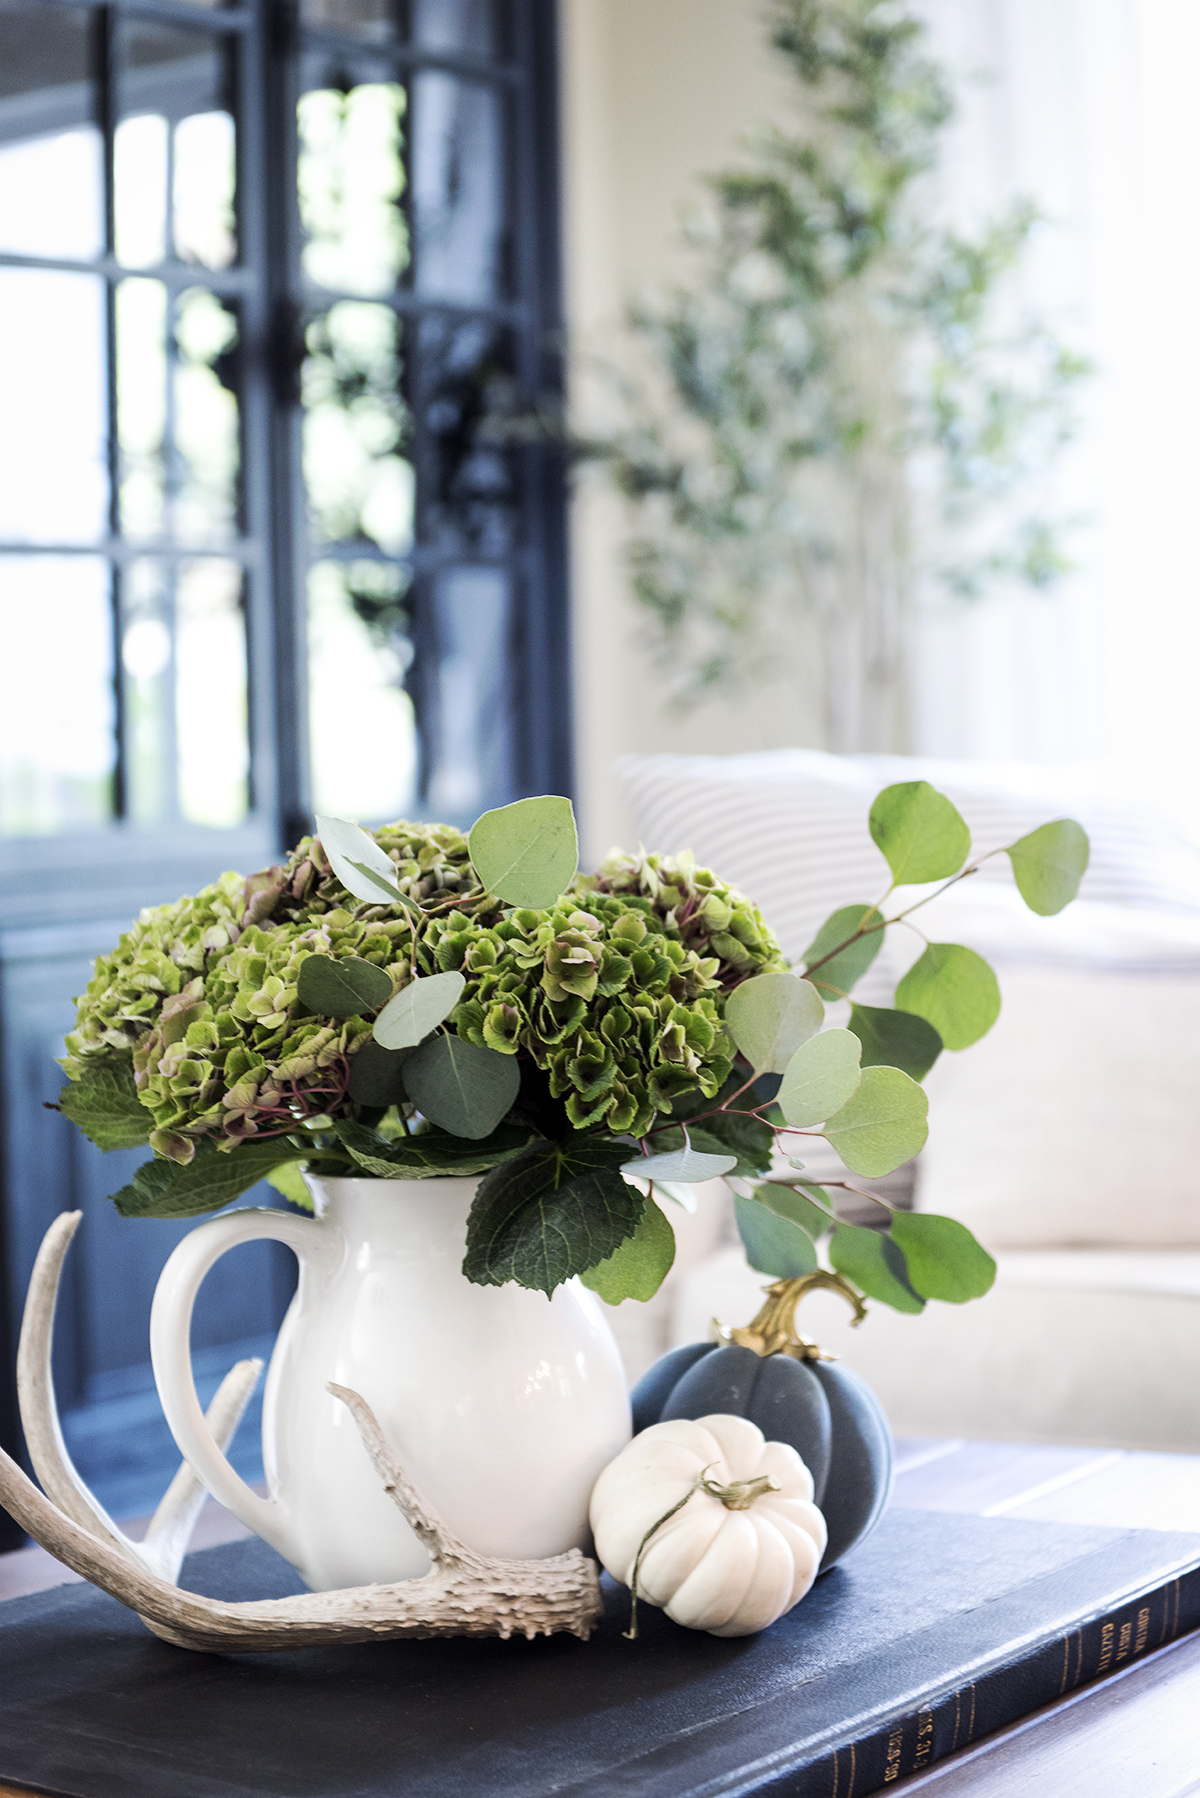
[56,1064,150,1151]
[848,1003,943,1081]
[265,1161,313,1211]
[894,943,1000,1051]
[347,1040,410,1108]
[723,970,824,1072]
[468,795,579,909]
[820,1065,928,1177]
[777,1027,862,1127]
[801,905,885,1001]
[620,1146,737,1183]
[829,1223,925,1313]
[333,1118,533,1178]
[1005,818,1090,916]
[402,1034,521,1139]
[581,1197,676,1303]
[111,1138,306,1219]
[464,1139,642,1294]
[373,970,465,1050]
[891,1212,997,1303]
[869,781,971,885]
[297,954,393,1019]
[735,1192,819,1278]
[315,814,416,911]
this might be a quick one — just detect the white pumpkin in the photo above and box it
[589,1414,828,1638]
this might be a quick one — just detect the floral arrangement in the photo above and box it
[57,786,1087,1309]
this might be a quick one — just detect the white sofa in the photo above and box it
[608,749,1200,1453]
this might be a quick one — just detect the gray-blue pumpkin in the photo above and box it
[630,1335,893,1571]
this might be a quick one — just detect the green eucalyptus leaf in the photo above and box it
[620,1146,737,1183]
[723,970,824,1073]
[347,1039,410,1108]
[1006,818,1090,916]
[801,905,885,1001]
[402,1034,521,1139]
[848,1003,943,1082]
[333,1117,532,1178]
[777,1028,862,1128]
[829,1223,925,1314]
[464,1139,641,1294]
[891,1212,997,1303]
[735,1192,819,1279]
[869,782,971,885]
[821,1065,928,1177]
[373,970,465,1050]
[468,795,578,909]
[297,954,393,1019]
[111,1137,305,1219]
[315,814,415,911]
[758,1182,834,1240]
[894,943,1000,1051]
[581,1197,676,1303]
[57,1064,151,1151]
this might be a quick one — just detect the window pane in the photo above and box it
[425,566,511,819]
[303,302,412,551]
[116,23,236,270]
[411,0,498,58]
[0,556,115,837]
[117,279,240,544]
[298,71,408,296]
[411,73,504,302]
[308,559,416,820]
[417,314,516,554]
[122,558,249,828]
[0,269,108,546]
[0,2,103,260]
[301,0,400,44]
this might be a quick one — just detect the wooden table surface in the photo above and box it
[2,1438,1199,1796]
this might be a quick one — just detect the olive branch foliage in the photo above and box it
[587,0,1091,712]
[56,785,1088,1320]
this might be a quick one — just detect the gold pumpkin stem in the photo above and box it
[711,1270,868,1362]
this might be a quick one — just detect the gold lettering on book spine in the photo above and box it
[912,1708,935,1771]
[1097,1620,1115,1673]
[1115,1619,1133,1664]
[1134,1606,1150,1658]
[883,1727,904,1783]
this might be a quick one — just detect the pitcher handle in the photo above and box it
[150,1205,335,1567]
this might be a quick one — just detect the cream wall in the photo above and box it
[558,0,819,868]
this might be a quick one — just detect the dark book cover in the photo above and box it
[0,1508,1197,1798]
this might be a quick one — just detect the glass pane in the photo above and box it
[122,558,249,828]
[308,559,416,820]
[411,0,497,57]
[0,2,103,260]
[117,279,240,544]
[0,269,108,545]
[417,314,516,554]
[0,556,115,837]
[425,566,511,818]
[301,0,400,44]
[298,70,408,296]
[411,73,503,302]
[115,23,236,270]
[303,302,412,551]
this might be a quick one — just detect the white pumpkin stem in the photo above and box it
[623,1465,781,1640]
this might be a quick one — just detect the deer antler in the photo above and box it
[0,1212,603,1651]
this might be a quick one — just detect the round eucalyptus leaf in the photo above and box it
[402,1033,521,1139]
[890,1212,997,1303]
[373,970,466,1050]
[581,1197,677,1304]
[829,1223,925,1314]
[468,795,578,909]
[315,814,412,909]
[1005,818,1090,916]
[734,1192,819,1279]
[868,781,971,886]
[347,1040,410,1108]
[724,970,824,1072]
[777,1027,862,1128]
[894,943,1000,1051]
[758,1181,834,1240]
[821,1065,928,1177]
[801,904,885,1002]
[297,954,393,1019]
[848,1003,943,1082]
[619,1146,738,1184]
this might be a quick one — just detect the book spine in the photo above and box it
[778,1564,1200,1798]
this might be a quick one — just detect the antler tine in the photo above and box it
[17,1210,261,1584]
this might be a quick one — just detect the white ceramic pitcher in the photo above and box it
[149,1176,632,1592]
